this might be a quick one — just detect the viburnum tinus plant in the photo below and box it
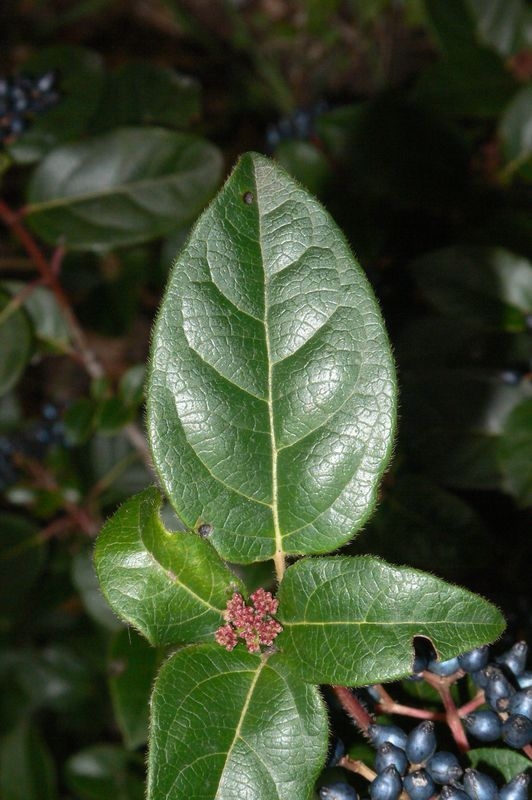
[94,153,507,800]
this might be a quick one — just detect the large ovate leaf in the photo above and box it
[148,151,396,564]
[147,643,328,800]
[25,128,223,251]
[94,487,242,645]
[276,556,505,685]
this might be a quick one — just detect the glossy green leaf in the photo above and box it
[468,748,532,782]
[498,398,532,506]
[500,86,532,180]
[65,745,144,800]
[7,45,104,164]
[148,151,396,564]
[108,629,160,750]
[277,556,505,685]
[94,487,242,645]
[147,643,328,800]
[0,722,57,800]
[90,62,200,132]
[410,247,532,331]
[0,514,43,615]
[26,128,223,251]
[0,289,33,396]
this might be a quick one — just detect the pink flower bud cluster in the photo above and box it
[215,588,282,654]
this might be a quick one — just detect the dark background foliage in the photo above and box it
[0,1,531,797]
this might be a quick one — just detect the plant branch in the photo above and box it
[331,686,374,734]
[339,755,376,782]
[422,671,470,752]
[374,684,446,722]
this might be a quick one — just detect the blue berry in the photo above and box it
[500,773,530,800]
[426,751,463,785]
[471,667,491,689]
[485,668,516,712]
[326,737,345,768]
[463,768,499,800]
[375,742,408,776]
[501,714,532,748]
[319,782,358,800]
[405,721,437,765]
[369,765,402,800]
[440,784,471,800]
[517,671,532,689]
[403,769,435,800]
[463,709,502,742]
[508,688,532,721]
[427,656,461,676]
[497,642,528,678]
[458,646,490,673]
[368,724,408,750]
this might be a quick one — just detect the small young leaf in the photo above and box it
[94,487,242,645]
[147,643,328,800]
[148,151,396,564]
[26,128,223,250]
[277,556,505,685]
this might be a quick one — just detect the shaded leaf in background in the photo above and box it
[0,289,33,397]
[0,722,57,800]
[7,45,104,164]
[409,247,532,331]
[274,140,332,196]
[277,556,505,685]
[26,128,223,250]
[148,644,328,800]
[65,745,144,800]
[467,0,525,56]
[0,514,42,616]
[89,62,200,132]
[500,86,532,181]
[72,550,123,631]
[94,487,242,645]
[468,748,532,782]
[108,629,160,750]
[498,398,532,506]
[148,151,396,564]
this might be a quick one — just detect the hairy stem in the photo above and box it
[331,685,374,733]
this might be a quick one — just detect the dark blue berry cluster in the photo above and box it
[0,403,65,489]
[0,72,59,143]
[319,642,531,800]
[265,101,328,151]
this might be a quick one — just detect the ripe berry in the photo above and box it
[463,768,499,800]
[427,656,461,676]
[403,769,435,800]
[497,642,528,677]
[369,765,402,800]
[508,688,532,721]
[426,751,463,785]
[517,671,532,689]
[501,714,532,748]
[463,709,502,742]
[368,724,408,750]
[326,737,345,768]
[405,721,437,764]
[440,784,471,800]
[375,742,408,776]
[485,668,516,712]
[319,782,357,800]
[458,646,490,673]
[500,773,530,800]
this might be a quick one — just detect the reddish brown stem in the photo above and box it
[338,755,376,782]
[331,685,374,733]
[457,691,486,717]
[523,743,532,760]
[422,671,470,752]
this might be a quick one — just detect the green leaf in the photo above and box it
[147,643,328,800]
[274,140,332,196]
[7,45,104,164]
[500,86,532,180]
[468,748,532,782]
[118,365,145,407]
[65,745,144,800]
[63,398,96,445]
[467,0,524,56]
[25,128,223,251]
[94,487,242,645]
[0,514,43,616]
[148,151,396,564]
[276,556,505,685]
[108,629,160,750]
[90,62,200,132]
[0,289,33,396]
[409,247,532,331]
[498,398,532,506]
[0,722,57,800]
